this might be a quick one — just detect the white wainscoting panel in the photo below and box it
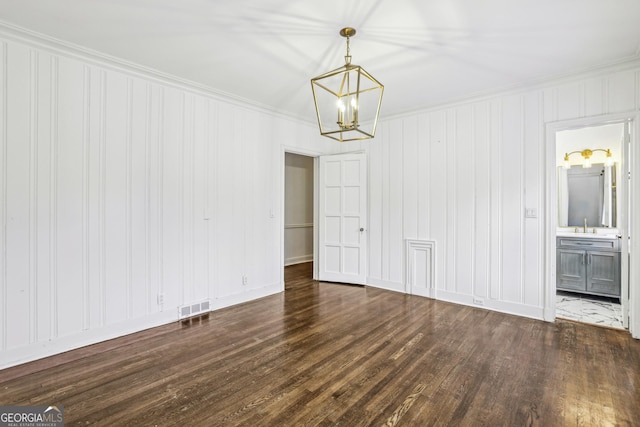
[368,62,640,321]
[2,25,639,368]
[0,31,330,369]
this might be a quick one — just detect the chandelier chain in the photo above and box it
[345,36,352,65]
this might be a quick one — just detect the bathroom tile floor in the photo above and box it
[556,291,624,329]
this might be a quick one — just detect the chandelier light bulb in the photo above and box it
[336,99,345,125]
[605,149,614,167]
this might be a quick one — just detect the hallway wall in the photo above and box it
[284,153,314,266]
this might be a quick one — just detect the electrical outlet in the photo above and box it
[525,208,537,218]
[473,297,484,306]
[242,275,248,286]
[157,294,164,305]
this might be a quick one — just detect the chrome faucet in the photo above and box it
[583,217,587,233]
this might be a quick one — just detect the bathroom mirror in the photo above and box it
[558,163,616,228]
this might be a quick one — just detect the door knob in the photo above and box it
[360,228,364,232]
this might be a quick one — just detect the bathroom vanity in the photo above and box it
[556,234,620,298]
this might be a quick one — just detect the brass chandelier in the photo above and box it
[311,27,384,142]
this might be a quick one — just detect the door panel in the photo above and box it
[587,251,621,296]
[556,249,586,291]
[318,153,367,284]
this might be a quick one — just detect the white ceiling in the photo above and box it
[1,0,640,122]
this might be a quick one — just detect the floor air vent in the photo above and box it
[178,300,211,320]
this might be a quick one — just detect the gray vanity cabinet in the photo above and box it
[556,236,620,298]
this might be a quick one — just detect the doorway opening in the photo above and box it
[551,120,630,330]
[284,152,315,284]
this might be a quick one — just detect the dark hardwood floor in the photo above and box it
[1,262,639,426]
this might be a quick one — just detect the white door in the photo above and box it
[318,153,367,284]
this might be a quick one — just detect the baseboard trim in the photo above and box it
[366,278,405,293]
[0,311,176,370]
[211,283,283,311]
[435,289,545,320]
[284,255,313,266]
[1,282,284,370]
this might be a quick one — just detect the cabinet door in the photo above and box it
[587,251,620,297]
[556,249,587,291]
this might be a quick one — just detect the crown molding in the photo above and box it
[2,19,638,127]
[381,54,640,122]
[0,20,315,126]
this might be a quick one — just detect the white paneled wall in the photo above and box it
[2,26,640,368]
[0,35,327,368]
[368,66,640,319]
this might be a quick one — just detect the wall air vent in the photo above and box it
[178,300,211,320]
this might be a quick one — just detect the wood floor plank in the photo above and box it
[1,262,639,426]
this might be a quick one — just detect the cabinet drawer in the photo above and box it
[556,237,619,252]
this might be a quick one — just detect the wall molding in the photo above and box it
[0,310,176,370]
[157,86,164,312]
[125,77,133,320]
[436,289,545,321]
[29,48,38,344]
[366,278,404,293]
[284,223,314,229]
[2,19,639,128]
[284,255,313,266]
[371,64,640,329]
[382,56,640,123]
[82,64,90,331]
[49,54,58,339]
[211,282,282,312]
[0,31,324,370]
[0,20,314,126]
[1,41,7,352]
[98,68,106,328]
[144,83,152,315]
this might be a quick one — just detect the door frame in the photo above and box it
[280,145,369,287]
[544,112,639,338]
[280,145,322,286]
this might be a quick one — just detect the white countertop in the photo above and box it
[556,232,619,239]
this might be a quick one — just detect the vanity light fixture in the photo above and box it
[311,27,384,142]
[563,148,613,169]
